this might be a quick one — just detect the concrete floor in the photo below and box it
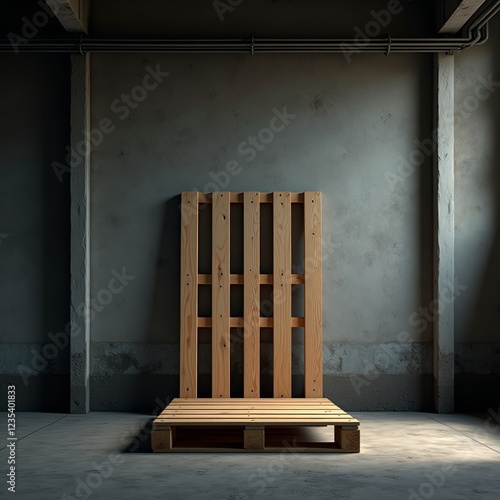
[2,412,499,500]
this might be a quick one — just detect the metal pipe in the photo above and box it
[0,1,498,54]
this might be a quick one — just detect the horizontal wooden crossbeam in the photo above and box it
[198,192,304,203]
[198,274,305,285]
[197,317,305,328]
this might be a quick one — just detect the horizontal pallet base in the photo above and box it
[152,398,360,453]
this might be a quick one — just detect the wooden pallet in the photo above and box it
[152,192,361,452]
[152,398,360,452]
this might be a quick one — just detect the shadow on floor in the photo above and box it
[121,418,155,453]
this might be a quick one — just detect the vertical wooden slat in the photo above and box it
[304,192,323,397]
[273,192,292,398]
[180,192,199,397]
[212,192,231,398]
[244,192,260,398]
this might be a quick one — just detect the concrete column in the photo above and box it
[433,53,455,414]
[70,53,90,413]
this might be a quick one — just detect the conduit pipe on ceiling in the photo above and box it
[0,0,499,53]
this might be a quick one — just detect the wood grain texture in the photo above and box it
[304,191,323,397]
[244,427,265,450]
[197,274,304,285]
[165,409,345,415]
[170,397,338,405]
[197,317,305,328]
[198,193,304,203]
[212,192,231,398]
[156,417,356,423]
[151,427,173,451]
[244,192,261,397]
[166,408,340,412]
[180,192,199,397]
[153,398,359,427]
[273,192,292,398]
[335,427,361,452]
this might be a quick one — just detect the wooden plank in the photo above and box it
[197,274,304,285]
[180,192,199,397]
[244,192,261,397]
[273,192,292,398]
[196,317,305,328]
[157,420,354,426]
[172,397,333,403]
[166,405,343,410]
[198,193,304,203]
[304,191,323,397]
[166,405,342,410]
[261,274,304,285]
[166,408,343,413]
[168,398,338,409]
[156,415,357,422]
[212,192,231,398]
[165,410,346,415]
[163,410,345,415]
[155,418,358,425]
[198,274,244,285]
[158,411,351,418]
[440,0,487,34]
[159,406,349,418]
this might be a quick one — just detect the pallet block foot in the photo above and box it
[152,427,174,452]
[244,426,265,450]
[335,425,360,452]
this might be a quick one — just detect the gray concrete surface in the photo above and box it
[434,52,455,413]
[0,53,71,412]
[453,13,500,412]
[1,411,499,499]
[0,53,70,345]
[69,53,91,414]
[88,49,434,409]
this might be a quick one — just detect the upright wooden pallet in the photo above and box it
[152,192,360,452]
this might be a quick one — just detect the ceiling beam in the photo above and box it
[439,0,487,33]
[45,0,89,33]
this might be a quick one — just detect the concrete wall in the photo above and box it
[89,49,434,411]
[454,16,500,410]
[0,54,71,411]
